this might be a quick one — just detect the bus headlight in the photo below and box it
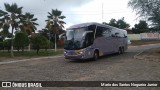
[79,51,83,54]
[76,49,84,54]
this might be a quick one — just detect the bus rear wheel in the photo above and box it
[121,47,124,54]
[93,51,99,61]
[118,47,122,55]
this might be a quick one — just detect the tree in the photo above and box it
[128,0,160,31]
[46,9,66,52]
[117,17,130,29]
[0,9,10,38]
[128,0,160,16]
[1,3,23,57]
[148,11,160,31]
[19,12,39,51]
[31,35,48,54]
[19,12,38,35]
[3,39,12,52]
[14,32,29,52]
[132,20,148,33]
[108,19,117,27]
[0,36,4,50]
[107,18,130,29]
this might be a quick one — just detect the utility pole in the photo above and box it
[102,1,104,23]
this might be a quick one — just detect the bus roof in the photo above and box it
[67,22,127,34]
[67,22,105,29]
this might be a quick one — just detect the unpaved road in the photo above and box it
[0,43,160,90]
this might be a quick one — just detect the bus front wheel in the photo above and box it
[93,51,99,61]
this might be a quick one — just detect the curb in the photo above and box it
[133,47,158,60]
[132,43,160,60]
[129,43,160,48]
[133,51,144,60]
[0,55,63,65]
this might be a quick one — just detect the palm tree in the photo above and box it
[19,12,38,51]
[0,9,10,37]
[46,9,66,51]
[2,3,23,57]
[20,12,38,35]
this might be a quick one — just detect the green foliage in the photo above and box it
[108,19,117,27]
[0,36,3,42]
[46,9,66,32]
[4,3,22,14]
[14,32,29,51]
[117,18,130,29]
[0,42,4,50]
[1,3,23,57]
[3,39,12,52]
[46,9,66,29]
[0,36,3,50]
[31,35,48,54]
[132,20,149,34]
[45,9,66,52]
[20,12,39,35]
[107,17,130,29]
[128,0,160,31]
[0,50,63,57]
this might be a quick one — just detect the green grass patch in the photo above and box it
[130,40,160,46]
[0,50,64,58]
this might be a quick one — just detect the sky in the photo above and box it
[0,0,138,30]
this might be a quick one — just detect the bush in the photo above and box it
[31,35,48,54]
[14,32,29,52]
[0,42,4,50]
[3,39,12,52]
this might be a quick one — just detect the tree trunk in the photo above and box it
[22,47,24,52]
[28,43,31,51]
[11,27,14,57]
[18,47,19,52]
[55,34,57,52]
[37,48,39,54]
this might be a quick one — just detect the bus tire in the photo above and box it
[118,47,122,55]
[121,47,124,54]
[93,51,99,61]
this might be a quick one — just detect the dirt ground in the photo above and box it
[135,47,160,62]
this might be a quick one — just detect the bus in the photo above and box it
[63,22,128,60]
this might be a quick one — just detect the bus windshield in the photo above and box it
[64,27,88,50]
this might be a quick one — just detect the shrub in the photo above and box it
[31,35,48,54]
[3,39,12,52]
[14,32,29,52]
[0,42,4,50]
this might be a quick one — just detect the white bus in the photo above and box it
[63,22,128,60]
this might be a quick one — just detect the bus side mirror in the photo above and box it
[59,33,66,40]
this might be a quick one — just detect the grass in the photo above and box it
[0,49,64,58]
[130,40,160,46]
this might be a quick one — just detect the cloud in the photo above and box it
[0,0,93,29]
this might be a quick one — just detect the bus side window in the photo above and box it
[102,28,111,38]
[95,26,103,37]
[84,32,94,47]
[88,25,96,31]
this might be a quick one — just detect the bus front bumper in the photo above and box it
[64,50,86,60]
[64,54,85,60]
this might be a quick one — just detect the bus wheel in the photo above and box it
[118,47,122,55]
[122,47,124,54]
[93,51,99,61]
